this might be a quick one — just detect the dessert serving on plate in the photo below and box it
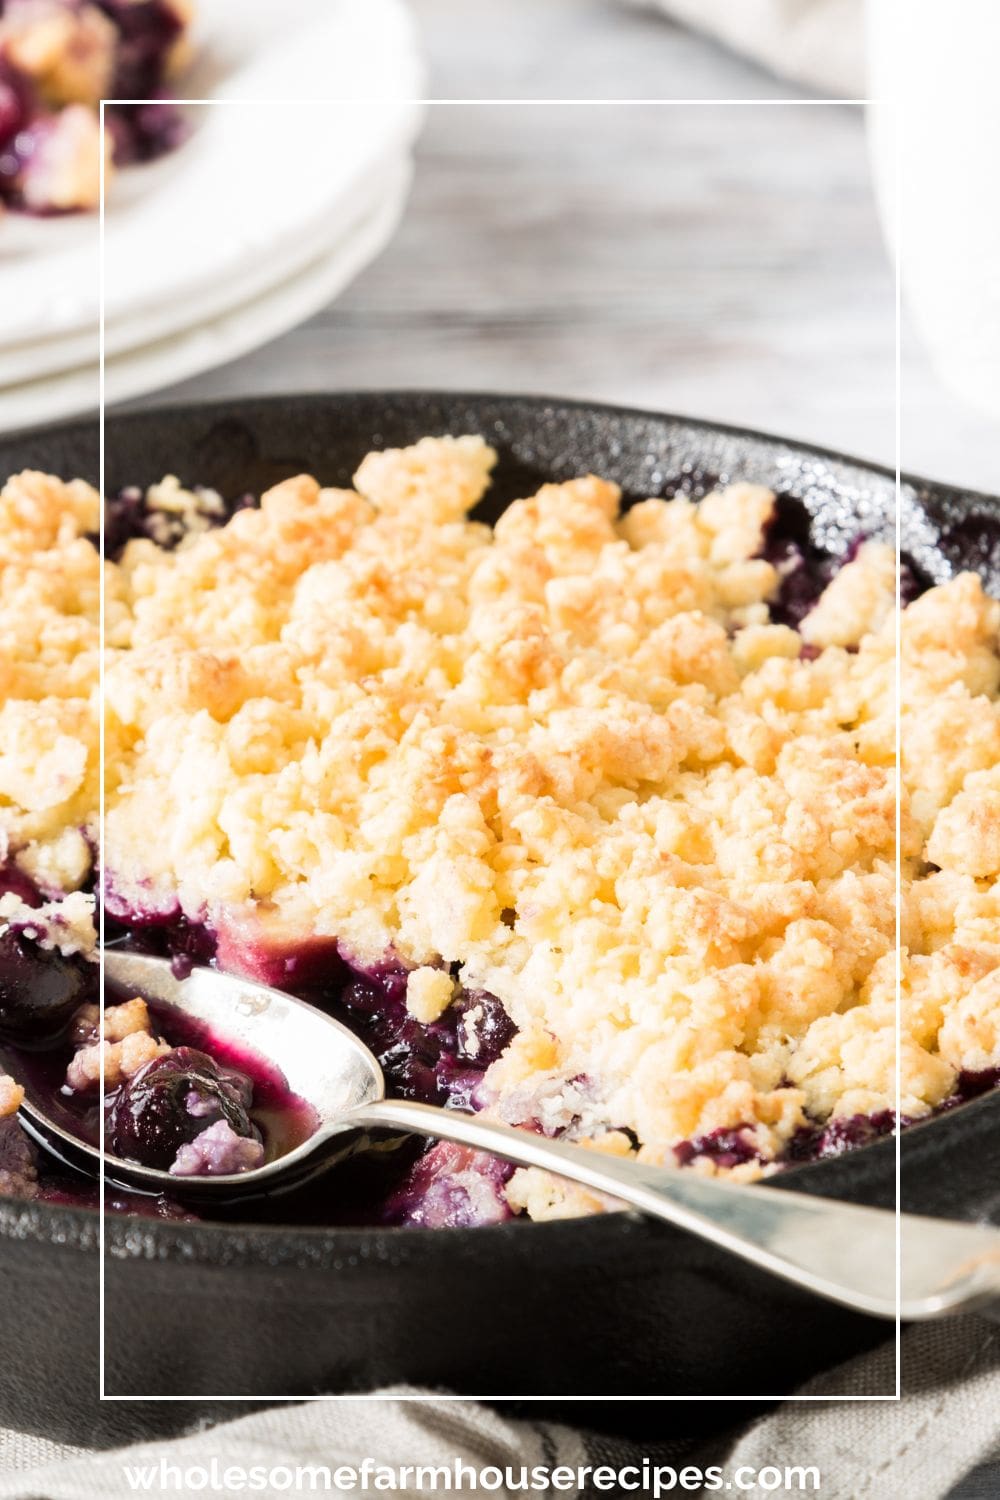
[1,436,998,1227]
[0,0,192,213]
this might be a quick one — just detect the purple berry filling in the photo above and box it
[759,498,847,629]
[103,486,255,561]
[99,898,522,1219]
[102,872,219,972]
[3,871,522,1219]
[0,901,311,1190]
[0,926,92,1046]
[0,862,44,908]
[948,1068,1000,1105]
[333,959,515,1110]
[674,1125,765,1171]
[784,1109,901,1163]
[383,1141,515,1228]
[95,0,183,99]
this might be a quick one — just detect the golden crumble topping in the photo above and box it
[0,470,99,896]
[902,572,1000,1106]
[0,1074,24,1119]
[104,437,902,1189]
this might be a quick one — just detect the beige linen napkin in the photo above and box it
[627,0,864,95]
[0,1318,997,1499]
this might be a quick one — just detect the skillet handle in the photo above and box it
[355,1098,1000,1321]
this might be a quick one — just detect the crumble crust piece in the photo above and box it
[65,996,171,1091]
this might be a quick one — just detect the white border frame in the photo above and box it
[97,93,905,1404]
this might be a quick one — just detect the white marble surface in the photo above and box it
[128,0,996,496]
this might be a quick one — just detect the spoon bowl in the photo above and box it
[97,951,385,1194]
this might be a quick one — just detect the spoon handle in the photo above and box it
[355,1098,1000,1320]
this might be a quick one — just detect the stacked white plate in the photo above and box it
[0,0,424,433]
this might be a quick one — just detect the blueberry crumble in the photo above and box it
[0,0,191,214]
[102,438,903,1222]
[4,447,1000,1226]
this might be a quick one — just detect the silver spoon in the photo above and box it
[16,951,1000,1323]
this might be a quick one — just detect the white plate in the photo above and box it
[0,0,422,347]
[0,157,411,433]
[0,127,411,386]
[0,326,99,388]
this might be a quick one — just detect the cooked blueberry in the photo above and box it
[953,1068,1000,1103]
[0,930,92,1045]
[433,1057,485,1113]
[339,976,393,1021]
[216,1067,254,1111]
[101,899,217,976]
[378,1045,445,1105]
[107,101,187,165]
[103,487,255,562]
[340,966,409,1017]
[105,1047,259,1170]
[898,560,926,608]
[674,1124,762,1170]
[0,60,31,152]
[101,487,147,558]
[0,863,43,907]
[939,515,1000,597]
[784,1110,900,1162]
[453,989,516,1067]
[757,499,876,630]
[98,0,185,97]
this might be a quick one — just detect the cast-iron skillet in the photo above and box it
[1,392,998,1446]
